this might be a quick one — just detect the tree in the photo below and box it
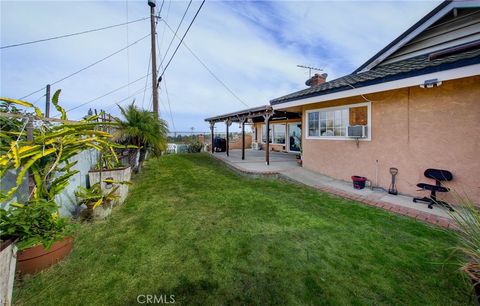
[114,103,168,172]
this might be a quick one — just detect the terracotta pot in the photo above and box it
[16,237,73,275]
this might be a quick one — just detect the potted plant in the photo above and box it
[450,197,480,305]
[0,92,118,274]
[0,200,74,275]
[75,182,119,220]
[89,156,132,206]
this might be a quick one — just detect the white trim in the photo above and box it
[273,64,480,110]
[359,1,480,72]
[304,102,372,141]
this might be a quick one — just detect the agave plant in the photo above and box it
[114,102,168,173]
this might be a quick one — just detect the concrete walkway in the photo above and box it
[211,150,455,229]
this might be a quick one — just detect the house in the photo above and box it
[205,0,480,204]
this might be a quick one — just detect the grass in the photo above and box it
[13,154,471,305]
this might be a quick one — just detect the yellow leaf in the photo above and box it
[92,198,103,210]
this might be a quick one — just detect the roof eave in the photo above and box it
[271,60,480,108]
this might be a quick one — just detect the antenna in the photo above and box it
[297,65,323,78]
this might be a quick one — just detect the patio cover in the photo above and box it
[204,105,300,165]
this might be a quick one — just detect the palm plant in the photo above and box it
[114,103,168,172]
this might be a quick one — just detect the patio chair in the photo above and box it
[413,168,454,211]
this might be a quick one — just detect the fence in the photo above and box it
[0,110,140,216]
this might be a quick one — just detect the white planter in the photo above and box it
[88,167,131,205]
[0,239,17,306]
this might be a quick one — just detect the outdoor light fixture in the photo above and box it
[419,78,442,88]
[148,0,156,8]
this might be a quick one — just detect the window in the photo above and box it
[308,112,319,136]
[273,123,286,144]
[262,123,286,144]
[306,103,370,139]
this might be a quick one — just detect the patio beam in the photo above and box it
[263,112,273,165]
[237,116,246,160]
[225,119,232,156]
[209,121,215,154]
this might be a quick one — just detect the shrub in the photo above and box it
[187,141,203,153]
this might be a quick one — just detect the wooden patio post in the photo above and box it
[241,118,246,160]
[263,112,272,165]
[210,121,215,154]
[225,119,231,156]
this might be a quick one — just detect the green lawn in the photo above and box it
[14,154,470,305]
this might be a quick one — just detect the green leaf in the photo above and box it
[51,90,67,120]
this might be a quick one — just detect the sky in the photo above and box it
[1,0,442,133]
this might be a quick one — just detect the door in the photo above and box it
[288,123,301,152]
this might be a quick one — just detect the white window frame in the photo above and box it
[304,102,372,141]
[261,123,286,145]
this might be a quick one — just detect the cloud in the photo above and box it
[1,0,441,132]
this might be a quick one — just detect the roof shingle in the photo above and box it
[270,48,480,105]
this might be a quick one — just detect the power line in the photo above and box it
[141,50,152,109]
[1,17,149,50]
[161,19,249,108]
[125,0,131,96]
[59,73,150,116]
[161,76,176,131]
[158,0,192,69]
[19,33,150,100]
[159,0,205,79]
[105,85,152,112]
[155,22,175,130]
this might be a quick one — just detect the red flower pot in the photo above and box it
[16,237,73,275]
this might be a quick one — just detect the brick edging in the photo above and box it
[314,185,455,230]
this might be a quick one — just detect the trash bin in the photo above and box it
[351,176,367,189]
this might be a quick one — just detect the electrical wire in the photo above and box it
[19,33,150,101]
[161,76,176,131]
[141,50,152,109]
[1,17,149,50]
[159,0,205,79]
[155,24,175,130]
[125,0,131,96]
[161,19,250,108]
[157,0,192,69]
[59,73,150,116]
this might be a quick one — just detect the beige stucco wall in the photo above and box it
[300,75,480,205]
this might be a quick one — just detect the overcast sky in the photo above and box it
[1,0,441,132]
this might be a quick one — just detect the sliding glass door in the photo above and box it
[288,123,301,152]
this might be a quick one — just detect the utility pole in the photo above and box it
[45,84,51,117]
[148,0,159,117]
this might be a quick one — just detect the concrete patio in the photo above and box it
[211,149,455,228]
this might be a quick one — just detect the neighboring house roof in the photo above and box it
[353,0,451,73]
[270,45,480,105]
